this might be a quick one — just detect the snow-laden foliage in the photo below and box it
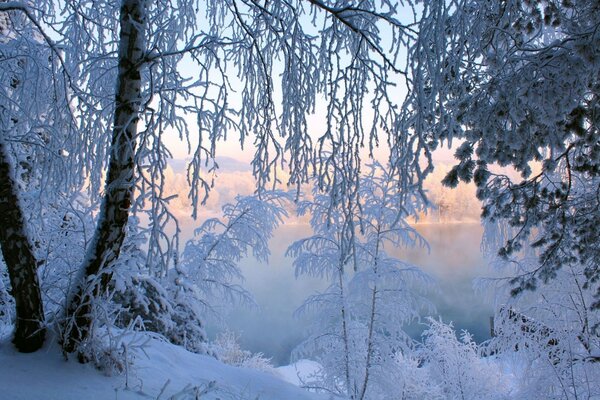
[110,192,288,354]
[373,352,444,400]
[212,330,274,374]
[33,194,95,337]
[479,219,600,399]
[408,0,600,304]
[110,216,210,354]
[421,318,509,400]
[405,2,600,396]
[491,306,600,399]
[0,2,89,350]
[6,0,429,272]
[289,162,433,400]
[0,4,80,200]
[177,190,289,310]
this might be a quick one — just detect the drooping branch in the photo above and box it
[0,2,74,90]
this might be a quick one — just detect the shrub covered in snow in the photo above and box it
[421,318,510,400]
[213,330,275,373]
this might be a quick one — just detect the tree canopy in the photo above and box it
[409,0,600,308]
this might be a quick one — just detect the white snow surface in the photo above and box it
[0,333,331,400]
[275,360,323,387]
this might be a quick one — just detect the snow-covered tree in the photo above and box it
[421,318,509,400]
[0,0,432,352]
[0,2,80,351]
[408,0,600,306]
[178,190,289,308]
[289,162,432,399]
[404,2,600,396]
[480,219,600,399]
[0,0,430,355]
[212,330,274,373]
[110,191,288,354]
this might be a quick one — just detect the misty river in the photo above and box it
[207,222,496,366]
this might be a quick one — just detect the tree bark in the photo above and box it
[0,137,45,352]
[62,0,146,354]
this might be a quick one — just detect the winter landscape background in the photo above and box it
[1,0,599,399]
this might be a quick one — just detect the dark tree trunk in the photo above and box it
[62,0,146,354]
[0,137,45,352]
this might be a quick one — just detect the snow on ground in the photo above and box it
[0,333,332,400]
[275,359,323,387]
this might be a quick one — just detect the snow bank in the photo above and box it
[275,359,323,387]
[0,333,330,400]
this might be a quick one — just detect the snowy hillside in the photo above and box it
[0,333,330,400]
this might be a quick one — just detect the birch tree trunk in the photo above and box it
[0,137,45,352]
[62,0,146,354]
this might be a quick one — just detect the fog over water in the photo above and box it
[167,156,493,365]
[207,222,495,366]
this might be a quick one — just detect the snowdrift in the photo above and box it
[0,333,329,400]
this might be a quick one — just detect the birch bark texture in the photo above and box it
[62,0,146,353]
